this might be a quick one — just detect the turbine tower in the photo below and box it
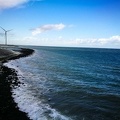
[0,26,12,45]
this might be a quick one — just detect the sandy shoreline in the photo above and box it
[0,46,34,120]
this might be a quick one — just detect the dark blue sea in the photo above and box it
[5,46,120,120]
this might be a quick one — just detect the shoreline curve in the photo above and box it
[0,47,34,120]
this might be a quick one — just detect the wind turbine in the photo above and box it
[0,26,12,45]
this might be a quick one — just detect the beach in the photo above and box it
[0,46,34,120]
[0,46,120,120]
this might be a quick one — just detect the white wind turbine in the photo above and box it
[0,26,12,45]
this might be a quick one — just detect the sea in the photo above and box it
[4,46,120,120]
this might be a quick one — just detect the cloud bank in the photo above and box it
[0,0,29,9]
[75,35,120,45]
[23,35,120,48]
[36,35,119,48]
[32,23,66,35]
[58,35,120,48]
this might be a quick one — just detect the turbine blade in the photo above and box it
[0,26,6,31]
[7,29,13,32]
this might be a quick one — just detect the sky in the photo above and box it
[0,0,120,48]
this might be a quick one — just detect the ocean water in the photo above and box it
[4,46,120,120]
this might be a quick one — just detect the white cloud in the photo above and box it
[62,35,120,48]
[0,0,42,9]
[17,35,120,48]
[0,0,29,9]
[31,23,66,35]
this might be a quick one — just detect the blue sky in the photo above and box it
[0,0,120,48]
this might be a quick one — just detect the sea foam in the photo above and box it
[4,60,71,120]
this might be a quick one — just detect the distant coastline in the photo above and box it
[0,45,34,120]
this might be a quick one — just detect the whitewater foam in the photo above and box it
[4,60,71,120]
